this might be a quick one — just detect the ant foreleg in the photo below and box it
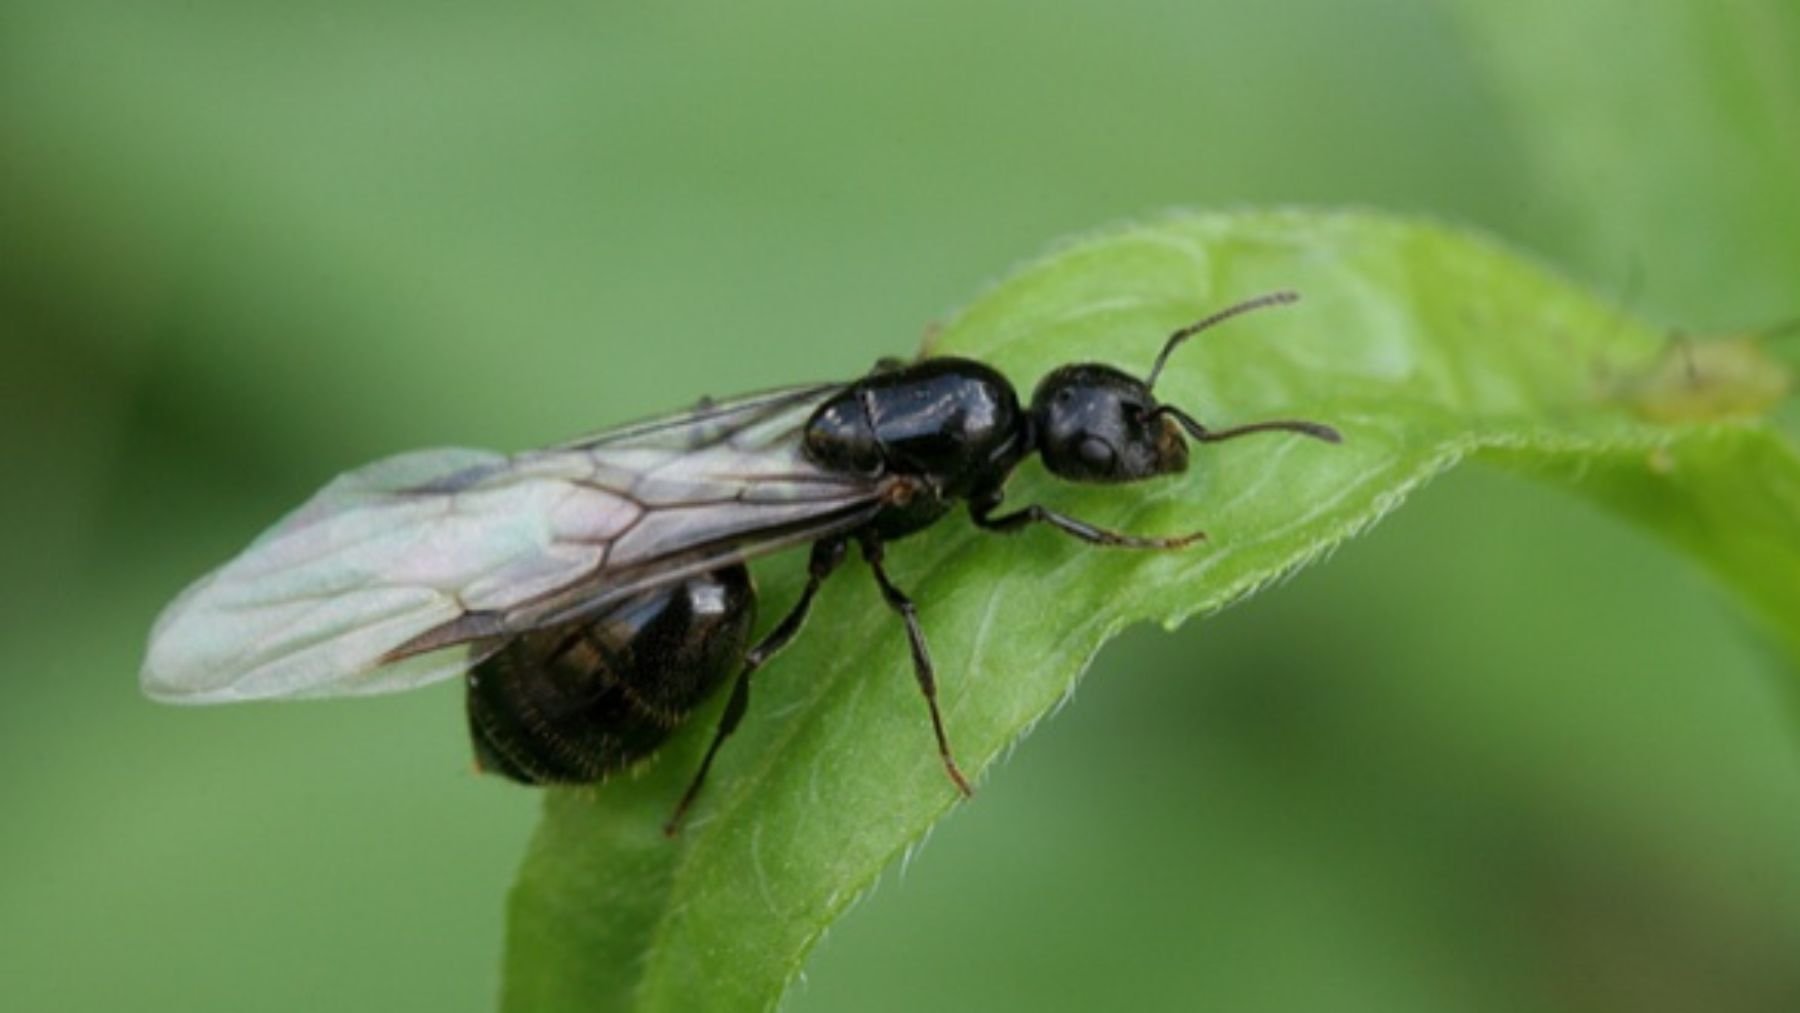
[970,494,1206,549]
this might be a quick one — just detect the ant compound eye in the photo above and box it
[1077,436,1116,472]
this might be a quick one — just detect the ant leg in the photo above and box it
[970,494,1206,549]
[859,536,974,798]
[664,539,847,836]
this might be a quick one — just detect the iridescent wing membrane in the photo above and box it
[142,384,889,704]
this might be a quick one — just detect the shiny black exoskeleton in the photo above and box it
[799,296,1339,553]
[467,566,755,784]
[474,292,1339,834]
[803,358,1030,539]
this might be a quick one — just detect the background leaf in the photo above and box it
[1448,0,1800,327]
[503,209,1798,1011]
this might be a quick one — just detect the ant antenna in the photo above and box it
[1149,404,1342,445]
[1145,290,1300,391]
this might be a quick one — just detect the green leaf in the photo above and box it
[501,209,1797,1012]
[1446,0,1800,325]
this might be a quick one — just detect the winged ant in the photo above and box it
[141,292,1339,834]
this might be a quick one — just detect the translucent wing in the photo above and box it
[142,384,890,704]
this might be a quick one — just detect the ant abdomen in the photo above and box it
[466,566,756,785]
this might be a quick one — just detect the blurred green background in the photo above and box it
[4,2,1797,1011]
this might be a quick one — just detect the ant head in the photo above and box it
[1030,364,1188,482]
[1028,291,1341,485]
